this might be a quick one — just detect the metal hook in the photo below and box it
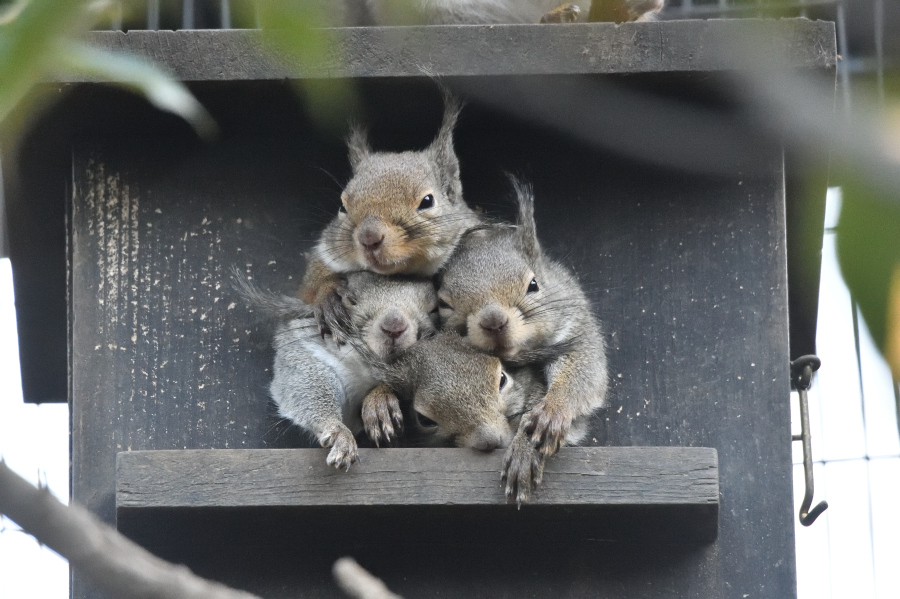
[790,355,828,526]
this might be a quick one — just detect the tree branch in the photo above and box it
[0,459,261,599]
[333,557,402,599]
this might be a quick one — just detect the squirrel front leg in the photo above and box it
[502,414,546,506]
[271,331,360,470]
[299,255,350,340]
[527,341,607,456]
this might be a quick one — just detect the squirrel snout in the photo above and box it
[356,217,386,252]
[379,311,409,340]
[470,427,509,452]
[478,309,509,335]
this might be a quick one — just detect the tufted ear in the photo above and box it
[346,124,371,173]
[427,88,463,204]
[507,175,542,263]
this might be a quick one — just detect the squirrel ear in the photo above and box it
[346,125,370,172]
[507,175,541,262]
[427,89,463,204]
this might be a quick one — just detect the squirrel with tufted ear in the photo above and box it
[435,176,608,503]
[299,87,480,337]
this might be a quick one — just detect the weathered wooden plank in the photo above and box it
[116,447,718,509]
[62,19,835,82]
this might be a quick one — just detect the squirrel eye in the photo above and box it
[438,299,453,310]
[499,372,508,391]
[415,411,438,428]
[339,205,347,214]
[527,278,539,293]
[418,194,435,211]
[429,304,439,314]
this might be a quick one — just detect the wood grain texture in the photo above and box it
[68,76,799,598]
[116,447,718,508]
[64,19,835,82]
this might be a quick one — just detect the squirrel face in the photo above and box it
[437,179,567,359]
[337,272,438,359]
[316,94,478,277]
[386,333,517,451]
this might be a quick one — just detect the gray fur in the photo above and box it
[263,272,437,469]
[315,90,480,277]
[345,1,663,25]
[437,178,607,501]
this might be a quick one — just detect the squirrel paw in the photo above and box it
[319,425,359,471]
[362,386,403,446]
[501,430,546,506]
[526,399,573,457]
[540,4,581,23]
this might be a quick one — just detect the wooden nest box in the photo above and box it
[2,19,835,599]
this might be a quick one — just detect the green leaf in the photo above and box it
[0,0,88,123]
[54,41,218,139]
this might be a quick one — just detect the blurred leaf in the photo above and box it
[55,41,218,139]
[887,265,900,380]
[0,0,87,123]
[250,0,358,129]
[835,172,900,381]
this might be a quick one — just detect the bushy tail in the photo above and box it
[229,266,312,319]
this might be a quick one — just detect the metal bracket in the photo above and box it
[790,355,828,526]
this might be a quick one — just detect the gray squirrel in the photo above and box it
[236,271,438,470]
[341,0,664,25]
[435,177,608,502]
[338,329,590,460]
[298,88,480,336]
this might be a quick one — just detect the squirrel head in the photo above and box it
[336,272,438,359]
[437,178,564,359]
[383,333,519,451]
[316,92,476,277]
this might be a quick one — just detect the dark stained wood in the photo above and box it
[69,81,793,597]
[63,20,836,82]
[116,447,719,508]
[53,19,837,599]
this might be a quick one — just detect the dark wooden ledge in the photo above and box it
[69,19,835,82]
[116,447,718,543]
[117,447,718,508]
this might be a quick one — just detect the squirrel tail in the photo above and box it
[229,266,312,319]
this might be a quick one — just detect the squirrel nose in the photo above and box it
[358,231,384,251]
[479,310,509,334]
[380,311,409,340]
[471,428,506,452]
[357,217,386,251]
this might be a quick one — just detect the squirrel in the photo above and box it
[299,88,480,336]
[435,177,608,502]
[339,328,587,458]
[343,0,664,25]
[235,271,438,470]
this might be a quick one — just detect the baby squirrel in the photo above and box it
[343,329,587,458]
[236,271,438,470]
[345,0,663,25]
[299,88,480,335]
[436,177,608,502]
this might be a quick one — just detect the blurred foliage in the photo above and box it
[836,171,900,380]
[0,0,216,137]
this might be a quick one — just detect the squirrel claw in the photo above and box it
[362,386,403,447]
[320,425,359,471]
